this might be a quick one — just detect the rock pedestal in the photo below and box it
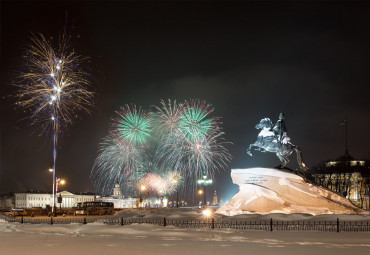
[217,168,366,216]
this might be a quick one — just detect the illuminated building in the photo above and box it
[311,154,370,210]
[12,191,95,209]
[96,182,140,208]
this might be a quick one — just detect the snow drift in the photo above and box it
[217,168,367,216]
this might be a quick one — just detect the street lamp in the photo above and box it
[56,178,66,210]
[197,175,213,207]
[49,166,65,216]
[49,167,56,216]
[172,179,179,208]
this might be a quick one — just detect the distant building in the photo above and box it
[12,191,95,209]
[96,182,139,208]
[113,182,123,198]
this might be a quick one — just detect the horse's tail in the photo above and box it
[294,146,308,173]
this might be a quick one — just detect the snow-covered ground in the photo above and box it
[1,217,370,255]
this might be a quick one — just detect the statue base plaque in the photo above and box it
[217,168,367,216]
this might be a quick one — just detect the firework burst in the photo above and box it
[112,105,152,146]
[179,99,217,142]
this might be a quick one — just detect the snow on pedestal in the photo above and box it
[217,168,367,216]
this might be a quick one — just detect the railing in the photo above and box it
[1,215,369,232]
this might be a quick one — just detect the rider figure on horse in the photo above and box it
[247,113,308,174]
[272,113,287,143]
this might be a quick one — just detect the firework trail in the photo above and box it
[13,32,94,210]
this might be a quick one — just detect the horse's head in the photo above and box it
[255,118,273,130]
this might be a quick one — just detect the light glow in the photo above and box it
[202,209,212,217]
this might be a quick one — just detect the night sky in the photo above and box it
[1,1,370,202]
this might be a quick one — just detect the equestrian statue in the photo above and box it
[247,113,308,175]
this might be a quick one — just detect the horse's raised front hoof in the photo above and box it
[246,151,253,156]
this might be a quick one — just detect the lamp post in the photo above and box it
[49,167,56,216]
[56,178,66,210]
[197,175,213,207]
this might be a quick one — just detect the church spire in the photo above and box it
[212,190,218,205]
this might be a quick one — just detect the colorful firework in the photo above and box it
[13,32,94,211]
[112,105,152,146]
[179,99,217,142]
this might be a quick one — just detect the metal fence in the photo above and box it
[1,215,369,232]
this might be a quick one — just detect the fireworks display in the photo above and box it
[92,99,231,197]
[13,32,94,203]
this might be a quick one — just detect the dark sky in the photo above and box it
[1,1,370,202]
